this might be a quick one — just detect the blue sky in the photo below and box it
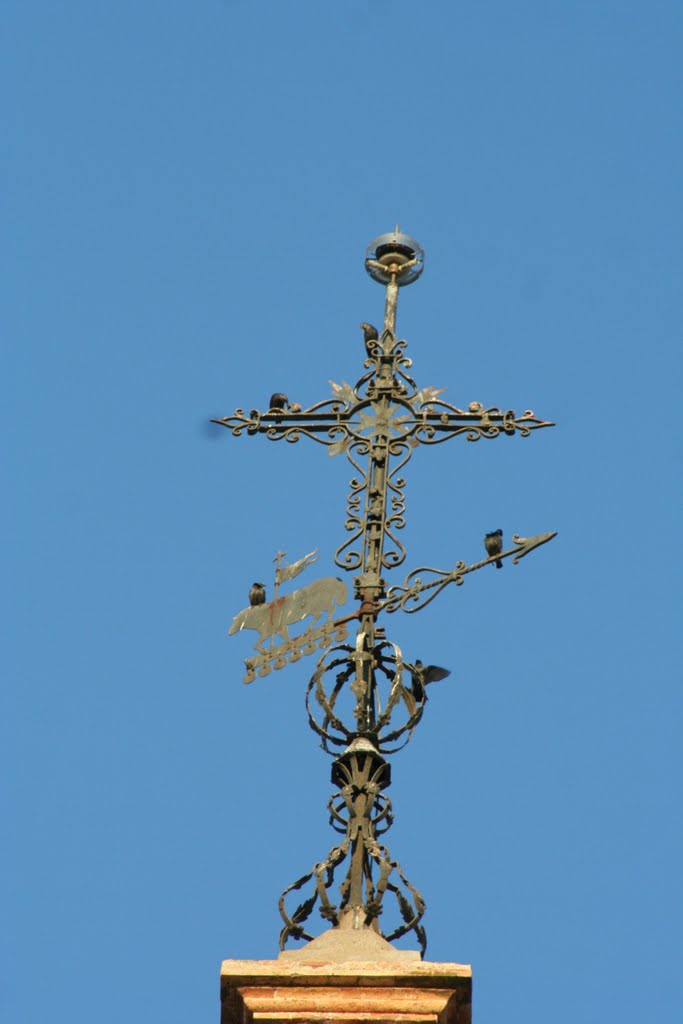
[4,2,682,1022]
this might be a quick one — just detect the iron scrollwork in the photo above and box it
[216,230,556,956]
[383,532,559,615]
[279,640,427,954]
[214,333,553,579]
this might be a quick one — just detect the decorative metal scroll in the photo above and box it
[216,398,551,447]
[278,743,426,957]
[383,532,559,615]
[278,643,428,955]
[304,641,425,755]
[213,328,553,575]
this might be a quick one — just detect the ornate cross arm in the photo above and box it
[381,531,558,615]
[210,400,353,447]
[211,401,553,447]
[410,404,554,443]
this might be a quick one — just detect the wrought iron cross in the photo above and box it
[215,230,555,955]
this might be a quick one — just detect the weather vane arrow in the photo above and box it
[214,228,556,957]
[382,531,558,615]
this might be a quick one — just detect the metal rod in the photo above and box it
[383,272,399,336]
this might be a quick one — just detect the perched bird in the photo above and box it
[409,659,451,702]
[360,322,379,356]
[484,529,504,568]
[268,393,288,413]
[249,582,266,606]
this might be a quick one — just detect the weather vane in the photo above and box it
[214,228,556,957]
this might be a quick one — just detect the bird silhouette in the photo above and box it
[268,393,288,413]
[360,322,379,357]
[409,659,451,702]
[484,529,503,568]
[249,582,266,606]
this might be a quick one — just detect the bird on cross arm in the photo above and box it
[484,530,504,569]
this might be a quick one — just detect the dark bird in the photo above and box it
[484,529,504,568]
[248,582,266,606]
[409,659,451,702]
[360,322,379,357]
[268,393,288,413]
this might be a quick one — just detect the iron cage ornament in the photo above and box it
[215,229,556,956]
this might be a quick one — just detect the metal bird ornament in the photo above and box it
[409,659,451,702]
[249,582,266,606]
[484,529,504,568]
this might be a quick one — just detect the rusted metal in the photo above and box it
[217,232,556,955]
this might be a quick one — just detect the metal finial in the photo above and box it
[214,233,556,958]
[365,229,424,287]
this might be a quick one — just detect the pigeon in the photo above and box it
[268,393,288,412]
[249,582,266,606]
[360,322,379,356]
[484,529,503,568]
[409,659,451,702]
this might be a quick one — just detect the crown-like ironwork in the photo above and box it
[214,229,556,956]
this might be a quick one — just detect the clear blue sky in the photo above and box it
[4,2,682,1022]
